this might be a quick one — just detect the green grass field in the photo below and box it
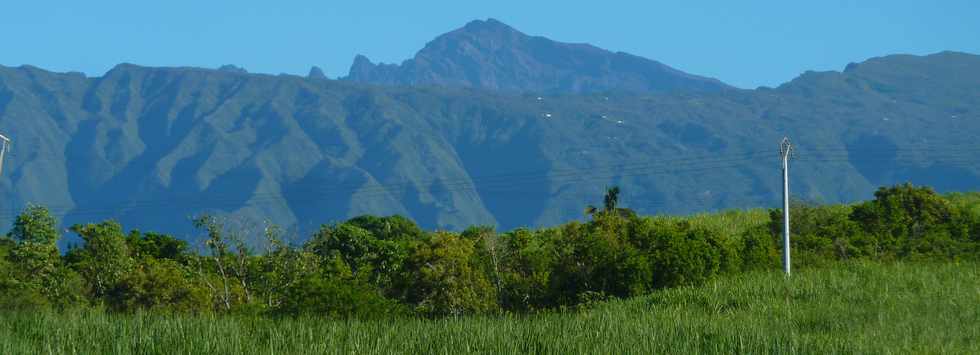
[1,262,977,354]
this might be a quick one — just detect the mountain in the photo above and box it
[344,19,731,94]
[0,37,979,240]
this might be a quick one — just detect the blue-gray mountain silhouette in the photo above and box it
[345,19,731,94]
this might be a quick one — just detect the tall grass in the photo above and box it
[1,262,977,354]
[651,208,770,238]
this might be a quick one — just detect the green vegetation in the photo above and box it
[1,184,979,317]
[1,183,979,352]
[0,262,976,354]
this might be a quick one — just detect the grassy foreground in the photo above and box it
[1,262,978,354]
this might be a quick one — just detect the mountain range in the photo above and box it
[0,19,978,240]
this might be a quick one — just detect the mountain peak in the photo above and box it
[344,19,730,94]
[308,66,327,80]
[459,18,517,33]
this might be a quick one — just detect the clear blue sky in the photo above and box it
[2,0,977,88]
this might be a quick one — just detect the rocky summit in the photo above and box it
[344,19,731,94]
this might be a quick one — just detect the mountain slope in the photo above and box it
[345,19,731,94]
[0,52,979,238]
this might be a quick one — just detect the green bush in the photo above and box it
[644,221,734,288]
[105,258,209,313]
[549,217,652,305]
[396,231,498,316]
[306,222,407,289]
[495,228,557,312]
[739,226,779,271]
[851,183,963,259]
[126,231,190,261]
[67,221,135,299]
[276,274,407,319]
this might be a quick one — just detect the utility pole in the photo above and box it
[779,137,793,276]
[0,134,9,176]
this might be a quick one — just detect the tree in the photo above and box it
[106,258,209,313]
[550,218,652,305]
[495,228,557,311]
[850,183,960,259]
[191,214,266,311]
[4,205,82,307]
[586,186,637,219]
[254,223,318,309]
[126,231,190,261]
[396,231,498,316]
[68,221,135,299]
[345,215,425,241]
[306,222,407,290]
[7,204,61,278]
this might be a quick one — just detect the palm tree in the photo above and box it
[603,186,620,212]
[586,186,633,219]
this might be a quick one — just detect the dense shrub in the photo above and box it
[275,274,406,319]
[739,226,779,271]
[548,217,655,306]
[494,228,557,311]
[396,231,498,316]
[769,201,866,266]
[126,231,190,261]
[643,221,737,288]
[67,221,135,299]
[105,258,209,313]
[306,222,407,289]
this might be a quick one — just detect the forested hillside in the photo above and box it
[0,22,978,237]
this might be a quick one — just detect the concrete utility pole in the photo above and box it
[0,134,9,176]
[779,137,793,276]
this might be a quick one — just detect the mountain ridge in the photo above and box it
[344,18,732,94]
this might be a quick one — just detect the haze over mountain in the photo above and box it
[0,20,978,241]
[344,19,731,94]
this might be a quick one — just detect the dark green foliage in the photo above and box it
[550,216,652,305]
[764,183,980,267]
[739,226,779,271]
[67,221,135,299]
[105,258,209,313]
[850,183,964,259]
[494,228,557,311]
[769,201,864,266]
[345,215,425,242]
[306,221,407,289]
[126,231,190,261]
[7,205,61,279]
[397,231,498,316]
[3,205,85,308]
[642,221,737,288]
[276,274,406,319]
